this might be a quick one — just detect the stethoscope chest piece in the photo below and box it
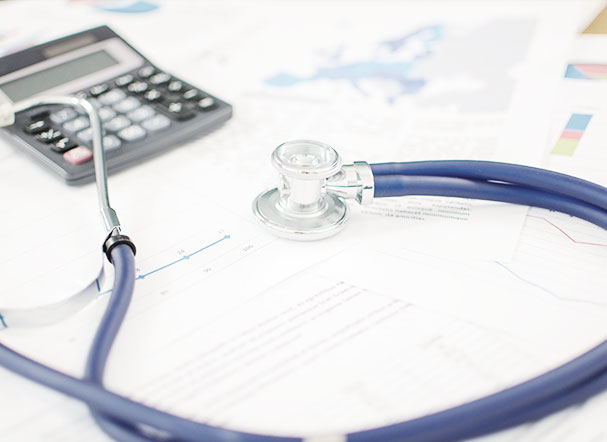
[253,140,349,240]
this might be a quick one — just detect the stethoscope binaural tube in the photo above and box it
[371,174,607,229]
[370,160,607,209]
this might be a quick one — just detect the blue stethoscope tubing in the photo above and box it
[0,161,605,442]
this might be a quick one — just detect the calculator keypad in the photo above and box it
[19,65,218,172]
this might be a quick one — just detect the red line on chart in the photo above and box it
[495,262,607,307]
[528,215,607,247]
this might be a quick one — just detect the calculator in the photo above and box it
[0,26,232,185]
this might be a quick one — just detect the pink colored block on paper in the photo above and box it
[560,129,584,140]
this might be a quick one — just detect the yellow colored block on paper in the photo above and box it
[551,138,579,156]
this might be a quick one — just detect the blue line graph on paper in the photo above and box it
[136,234,231,280]
[97,234,231,296]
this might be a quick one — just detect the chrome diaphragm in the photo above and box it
[253,140,373,240]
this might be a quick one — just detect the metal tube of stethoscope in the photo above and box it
[272,140,341,214]
[10,96,121,235]
[279,174,326,213]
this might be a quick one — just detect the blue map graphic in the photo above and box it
[94,0,159,14]
[265,25,443,104]
[264,20,535,111]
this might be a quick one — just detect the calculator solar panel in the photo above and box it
[0,26,232,185]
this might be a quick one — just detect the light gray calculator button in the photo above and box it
[105,115,131,132]
[98,88,127,105]
[113,97,141,113]
[127,105,155,123]
[103,135,122,152]
[63,115,90,133]
[141,114,171,132]
[98,107,116,122]
[89,97,101,108]
[117,125,146,142]
[77,127,93,142]
[50,108,78,125]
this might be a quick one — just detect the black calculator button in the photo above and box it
[197,97,216,111]
[167,80,183,92]
[168,102,184,113]
[51,137,77,153]
[159,101,196,121]
[143,89,162,102]
[25,120,49,134]
[89,84,109,97]
[50,108,78,125]
[115,74,134,88]
[28,110,50,120]
[160,93,181,103]
[36,128,63,143]
[128,81,149,94]
[138,66,155,78]
[182,89,199,100]
[149,72,171,86]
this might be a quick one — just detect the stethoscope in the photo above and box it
[0,98,606,442]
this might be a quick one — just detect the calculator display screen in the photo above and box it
[0,50,118,102]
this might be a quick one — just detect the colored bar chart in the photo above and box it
[551,113,593,156]
[564,64,607,80]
